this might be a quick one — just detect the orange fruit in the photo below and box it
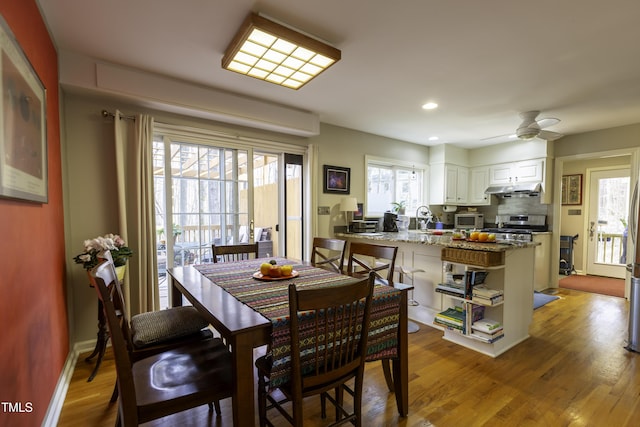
[269,266,282,278]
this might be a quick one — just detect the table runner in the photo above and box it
[194,258,400,387]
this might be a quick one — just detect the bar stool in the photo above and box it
[396,265,425,334]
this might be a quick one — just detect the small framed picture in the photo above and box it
[353,203,364,220]
[0,16,48,203]
[561,174,582,205]
[323,165,350,194]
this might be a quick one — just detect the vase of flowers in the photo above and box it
[73,233,133,270]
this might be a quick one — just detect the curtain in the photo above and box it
[114,111,158,315]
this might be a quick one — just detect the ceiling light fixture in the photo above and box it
[222,13,341,89]
[422,102,438,110]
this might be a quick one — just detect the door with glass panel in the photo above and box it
[586,167,630,278]
[252,152,304,261]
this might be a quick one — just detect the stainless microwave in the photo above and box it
[454,213,484,229]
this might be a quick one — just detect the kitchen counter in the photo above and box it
[336,229,538,357]
[336,230,540,252]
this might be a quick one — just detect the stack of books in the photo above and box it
[472,285,504,305]
[435,282,465,298]
[470,318,504,343]
[434,306,466,333]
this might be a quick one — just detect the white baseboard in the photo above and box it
[40,340,96,427]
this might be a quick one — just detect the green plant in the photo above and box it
[391,201,406,213]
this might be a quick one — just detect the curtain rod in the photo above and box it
[101,110,135,121]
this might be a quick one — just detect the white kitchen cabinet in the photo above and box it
[430,164,468,205]
[468,167,490,205]
[489,159,544,185]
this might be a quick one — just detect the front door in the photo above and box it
[586,167,630,278]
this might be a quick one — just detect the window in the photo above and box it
[366,158,425,216]
[154,138,250,270]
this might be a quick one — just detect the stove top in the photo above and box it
[481,228,534,242]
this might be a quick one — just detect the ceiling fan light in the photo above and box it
[516,127,540,140]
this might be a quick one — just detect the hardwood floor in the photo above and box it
[57,288,640,426]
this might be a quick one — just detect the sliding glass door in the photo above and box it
[152,128,306,308]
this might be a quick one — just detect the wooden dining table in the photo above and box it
[168,258,410,426]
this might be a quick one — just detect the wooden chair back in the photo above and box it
[346,242,398,286]
[90,256,233,426]
[89,258,139,423]
[212,243,259,263]
[288,272,375,424]
[310,237,346,273]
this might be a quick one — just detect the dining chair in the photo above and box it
[212,242,260,262]
[255,272,376,427]
[89,256,233,426]
[346,241,398,286]
[310,237,346,273]
[94,251,216,404]
[345,241,399,392]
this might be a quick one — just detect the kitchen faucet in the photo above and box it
[415,205,433,230]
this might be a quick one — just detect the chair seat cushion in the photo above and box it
[131,306,210,349]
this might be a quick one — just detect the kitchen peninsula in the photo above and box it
[336,230,539,357]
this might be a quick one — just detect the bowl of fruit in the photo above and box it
[253,260,298,281]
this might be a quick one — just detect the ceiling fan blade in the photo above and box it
[538,130,563,141]
[536,117,560,129]
[481,133,516,142]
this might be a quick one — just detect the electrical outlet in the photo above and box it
[318,206,330,215]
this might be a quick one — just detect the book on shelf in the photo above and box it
[472,318,503,334]
[434,318,464,332]
[470,328,504,340]
[471,294,504,305]
[435,307,466,332]
[436,287,465,298]
[436,307,465,323]
[470,304,485,322]
[470,331,505,343]
[473,285,503,298]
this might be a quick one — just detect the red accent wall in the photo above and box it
[0,2,67,426]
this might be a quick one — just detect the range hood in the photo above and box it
[485,182,542,196]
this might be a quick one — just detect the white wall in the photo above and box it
[309,123,429,237]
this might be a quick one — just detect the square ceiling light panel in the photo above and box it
[222,13,341,89]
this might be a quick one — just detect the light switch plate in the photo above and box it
[318,206,330,215]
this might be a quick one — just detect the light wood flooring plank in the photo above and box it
[57,288,640,426]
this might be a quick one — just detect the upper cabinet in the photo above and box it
[430,164,468,205]
[489,159,544,185]
[468,167,490,205]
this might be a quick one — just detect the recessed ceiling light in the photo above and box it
[422,102,438,110]
[428,136,439,141]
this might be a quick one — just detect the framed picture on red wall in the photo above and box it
[0,16,48,203]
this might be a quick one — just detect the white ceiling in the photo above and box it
[37,0,640,149]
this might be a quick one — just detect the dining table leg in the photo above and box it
[393,285,410,416]
[230,333,258,426]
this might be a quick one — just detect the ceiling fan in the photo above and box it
[484,111,563,142]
